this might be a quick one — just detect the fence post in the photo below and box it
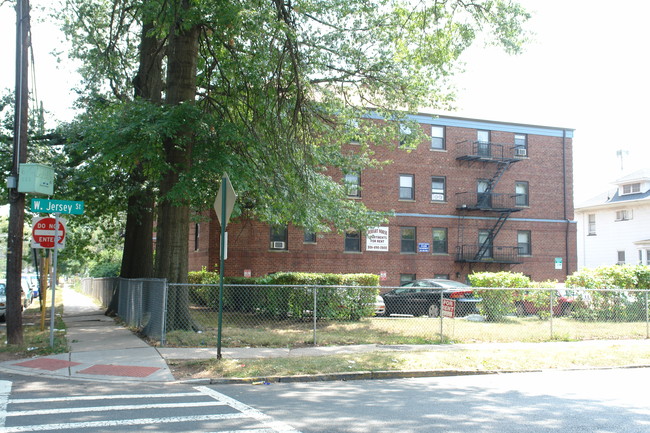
[549,289,554,340]
[646,290,649,340]
[645,290,650,339]
[313,287,318,345]
[161,280,168,347]
[439,291,444,343]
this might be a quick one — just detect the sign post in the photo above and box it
[31,199,84,347]
[214,173,237,359]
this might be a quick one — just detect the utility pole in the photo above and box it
[6,0,30,345]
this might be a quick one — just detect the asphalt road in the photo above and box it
[1,367,648,432]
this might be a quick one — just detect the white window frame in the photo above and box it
[399,174,415,200]
[431,126,445,150]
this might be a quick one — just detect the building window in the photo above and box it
[588,214,596,235]
[399,123,413,147]
[346,118,360,144]
[477,179,492,207]
[431,126,445,150]
[270,225,288,250]
[617,250,626,265]
[615,210,632,221]
[514,133,528,157]
[622,183,641,195]
[400,274,416,285]
[345,173,361,198]
[304,229,316,244]
[344,230,361,252]
[399,174,414,200]
[518,230,531,256]
[515,181,529,207]
[478,230,492,258]
[432,228,448,254]
[431,176,446,202]
[477,130,491,157]
[434,274,450,279]
[400,227,416,253]
[194,223,200,251]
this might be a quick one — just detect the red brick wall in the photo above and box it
[188,116,576,286]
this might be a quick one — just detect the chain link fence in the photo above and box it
[80,279,650,347]
[80,277,167,342]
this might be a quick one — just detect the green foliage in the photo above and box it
[187,271,379,321]
[566,265,650,322]
[468,271,531,321]
[88,260,120,278]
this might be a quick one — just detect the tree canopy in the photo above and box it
[53,0,531,284]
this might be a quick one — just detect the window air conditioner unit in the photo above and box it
[515,148,527,157]
[271,241,286,249]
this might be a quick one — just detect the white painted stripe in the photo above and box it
[2,413,245,432]
[8,400,225,417]
[0,381,12,428]
[9,391,199,404]
[195,386,303,433]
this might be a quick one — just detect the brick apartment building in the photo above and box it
[189,113,577,287]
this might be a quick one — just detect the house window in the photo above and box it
[432,228,448,254]
[400,227,416,253]
[400,274,416,285]
[514,134,528,157]
[399,174,414,200]
[344,230,361,252]
[477,130,491,157]
[270,225,288,250]
[478,230,492,258]
[622,183,641,194]
[515,181,529,207]
[194,223,200,251]
[588,214,596,235]
[431,126,445,150]
[304,230,316,243]
[431,176,446,202]
[617,250,626,265]
[345,173,361,197]
[639,250,643,265]
[615,210,632,221]
[518,230,531,256]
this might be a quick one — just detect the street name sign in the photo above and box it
[31,198,84,215]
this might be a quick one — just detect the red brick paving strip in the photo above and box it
[78,364,161,377]
[13,358,82,371]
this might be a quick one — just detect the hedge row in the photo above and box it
[187,270,380,320]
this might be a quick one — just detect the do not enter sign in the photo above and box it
[31,216,66,249]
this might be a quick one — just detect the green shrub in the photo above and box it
[468,272,530,321]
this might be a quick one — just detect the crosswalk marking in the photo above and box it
[7,400,225,417]
[2,383,303,433]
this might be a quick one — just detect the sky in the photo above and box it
[1,0,649,206]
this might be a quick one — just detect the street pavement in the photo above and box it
[1,287,650,384]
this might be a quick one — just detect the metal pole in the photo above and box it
[439,291,444,343]
[217,176,227,359]
[49,213,60,347]
[646,291,649,340]
[313,287,317,345]
[549,289,554,340]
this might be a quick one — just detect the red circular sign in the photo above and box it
[32,217,66,248]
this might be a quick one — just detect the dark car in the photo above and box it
[381,279,481,318]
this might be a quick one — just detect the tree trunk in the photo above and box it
[154,0,200,330]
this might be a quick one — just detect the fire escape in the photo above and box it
[455,139,527,266]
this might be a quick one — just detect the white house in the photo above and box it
[575,169,650,269]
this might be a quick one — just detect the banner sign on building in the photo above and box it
[366,227,389,251]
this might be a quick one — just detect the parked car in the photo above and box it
[374,295,386,316]
[381,279,481,317]
[514,290,575,317]
[0,281,25,322]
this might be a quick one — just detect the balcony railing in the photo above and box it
[455,245,523,264]
[456,192,524,212]
[456,140,527,161]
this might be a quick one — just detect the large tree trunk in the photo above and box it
[154,0,200,330]
[110,21,162,315]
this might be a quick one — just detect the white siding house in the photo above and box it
[575,169,650,269]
